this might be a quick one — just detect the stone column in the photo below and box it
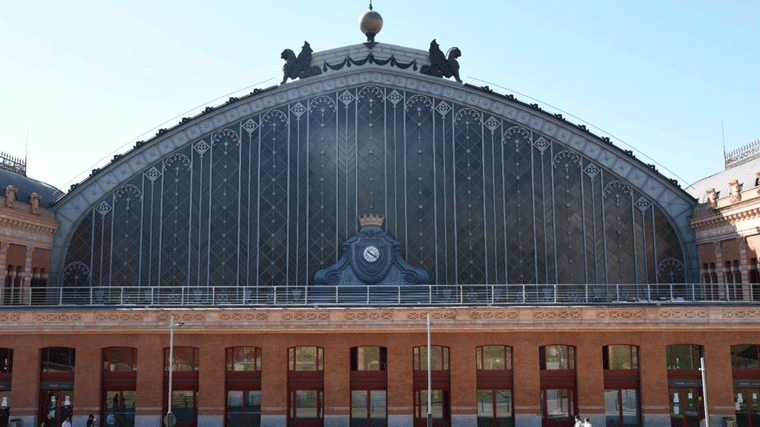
[198,337,225,427]
[260,337,286,427]
[8,338,41,427]
[640,338,669,427]
[449,331,476,427]
[135,334,163,427]
[22,247,34,305]
[323,337,350,427]
[72,341,100,426]
[513,335,540,427]
[576,338,604,427]
[386,331,414,427]
[704,338,736,427]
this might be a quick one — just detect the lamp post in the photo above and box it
[165,315,184,427]
[427,314,432,427]
[700,357,710,427]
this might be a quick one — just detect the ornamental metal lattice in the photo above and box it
[62,85,685,293]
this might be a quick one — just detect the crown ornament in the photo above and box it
[359,213,384,227]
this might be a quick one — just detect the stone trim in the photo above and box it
[0,306,757,332]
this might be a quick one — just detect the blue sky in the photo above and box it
[1,0,758,193]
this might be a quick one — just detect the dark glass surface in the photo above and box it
[62,85,686,292]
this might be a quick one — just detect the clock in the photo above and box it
[363,245,380,263]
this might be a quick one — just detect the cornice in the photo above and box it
[0,208,59,235]
[690,203,760,231]
[0,306,757,333]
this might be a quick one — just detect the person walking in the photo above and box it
[583,417,592,427]
[61,417,71,427]
[574,415,582,427]
[86,415,95,427]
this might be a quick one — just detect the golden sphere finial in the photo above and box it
[359,3,383,43]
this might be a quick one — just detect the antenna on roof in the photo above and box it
[722,120,727,168]
[25,126,29,171]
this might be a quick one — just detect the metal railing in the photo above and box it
[1,283,758,308]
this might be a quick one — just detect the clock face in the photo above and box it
[363,245,380,263]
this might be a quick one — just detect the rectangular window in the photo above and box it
[603,345,638,370]
[289,347,323,371]
[41,348,75,373]
[226,347,261,372]
[540,346,575,370]
[351,347,386,371]
[666,345,702,370]
[413,346,449,371]
[477,346,511,370]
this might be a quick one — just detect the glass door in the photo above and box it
[103,391,135,427]
[735,388,760,427]
[605,389,640,427]
[171,391,197,427]
[39,390,74,427]
[351,390,387,427]
[669,388,703,427]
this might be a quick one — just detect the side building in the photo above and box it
[1,21,759,427]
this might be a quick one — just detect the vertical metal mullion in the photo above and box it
[490,126,497,284]
[207,138,214,289]
[441,106,449,284]
[237,124,243,289]
[354,87,359,227]
[601,171,609,285]
[530,132,538,285]
[294,112,300,286]
[501,121,508,284]
[580,159,588,285]
[652,205,658,284]
[480,115,488,284]
[187,149,194,289]
[108,194,114,289]
[305,103,310,286]
[148,176,155,288]
[631,191,638,284]
[286,108,292,290]
[550,144,558,284]
[451,106,458,285]
[89,208,95,287]
[335,93,340,260]
[590,172,599,284]
[197,149,204,289]
[384,88,388,233]
[246,129,252,290]
[157,165,165,288]
[256,117,262,288]
[403,94,408,254]
[432,98,439,285]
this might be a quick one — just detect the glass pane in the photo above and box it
[668,345,700,369]
[605,390,620,427]
[482,346,507,370]
[352,391,368,427]
[418,390,445,420]
[229,347,260,372]
[295,347,318,371]
[544,346,573,370]
[621,389,639,427]
[104,348,135,372]
[166,348,197,372]
[495,390,512,427]
[369,390,386,427]
[227,391,243,427]
[733,345,759,369]
[246,391,261,427]
[171,391,195,422]
[295,390,320,421]
[477,390,494,426]
[607,346,634,370]
[356,347,381,371]
[545,389,571,419]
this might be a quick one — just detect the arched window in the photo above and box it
[350,347,387,427]
[226,347,261,427]
[603,345,640,427]
[539,345,576,427]
[731,345,760,427]
[287,347,323,427]
[412,346,450,427]
[102,348,137,427]
[476,345,513,427]
[163,347,199,427]
[667,345,704,427]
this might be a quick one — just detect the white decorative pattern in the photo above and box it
[533,136,551,153]
[484,116,500,133]
[194,140,210,156]
[338,90,355,106]
[144,166,161,183]
[584,163,600,178]
[290,102,307,118]
[634,197,652,212]
[387,90,402,106]
[95,200,111,216]
[242,118,259,134]
[435,101,451,117]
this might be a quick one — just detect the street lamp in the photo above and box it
[165,315,185,427]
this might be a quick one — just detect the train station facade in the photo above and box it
[1,16,759,427]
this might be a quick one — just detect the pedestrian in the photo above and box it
[62,417,71,427]
[86,415,95,427]
[574,415,582,427]
[583,417,592,427]
[41,413,55,427]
